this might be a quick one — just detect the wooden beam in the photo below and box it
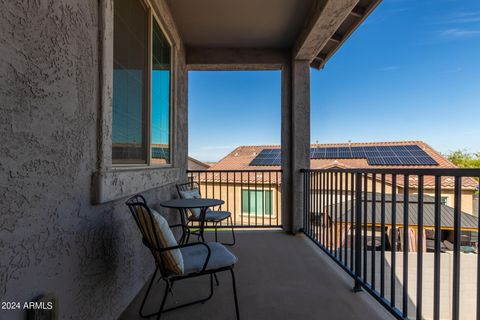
[293,0,359,61]
[186,48,290,71]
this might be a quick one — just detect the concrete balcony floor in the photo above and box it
[120,231,394,320]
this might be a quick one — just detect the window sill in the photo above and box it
[93,166,181,204]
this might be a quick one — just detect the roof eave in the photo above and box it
[311,0,382,70]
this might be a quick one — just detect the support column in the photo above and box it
[281,60,311,233]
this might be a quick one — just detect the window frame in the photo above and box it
[112,0,174,168]
[94,0,181,204]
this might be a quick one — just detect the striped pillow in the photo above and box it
[135,207,184,275]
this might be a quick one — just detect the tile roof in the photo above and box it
[204,141,478,189]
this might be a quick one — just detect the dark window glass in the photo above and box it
[112,0,148,164]
[151,18,171,164]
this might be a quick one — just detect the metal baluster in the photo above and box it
[363,173,368,282]
[262,171,265,227]
[354,172,363,292]
[371,173,376,290]
[233,172,237,226]
[335,171,339,258]
[417,175,424,320]
[391,174,397,308]
[433,176,441,320]
[403,175,409,318]
[381,173,386,298]
[350,173,355,272]
[340,172,344,264]
[452,176,462,320]
[344,172,349,265]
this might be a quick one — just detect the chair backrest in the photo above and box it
[176,181,202,197]
[176,181,203,218]
[125,195,184,276]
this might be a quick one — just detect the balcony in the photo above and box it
[120,168,479,320]
[120,231,393,320]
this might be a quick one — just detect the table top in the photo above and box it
[160,198,224,209]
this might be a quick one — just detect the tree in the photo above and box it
[445,150,480,194]
[445,149,480,168]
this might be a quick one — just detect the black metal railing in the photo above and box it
[187,170,282,228]
[302,168,480,320]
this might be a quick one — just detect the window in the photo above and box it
[241,190,273,216]
[441,196,448,205]
[151,17,171,164]
[112,0,171,165]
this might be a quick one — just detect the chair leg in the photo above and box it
[229,216,236,245]
[155,279,170,320]
[230,269,240,320]
[162,274,215,313]
[139,267,158,318]
[213,273,220,286]
[215,222,218,242]
[220,216,236,246]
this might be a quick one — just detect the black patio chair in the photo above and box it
[126,194,240,320]
[176,181,236,245]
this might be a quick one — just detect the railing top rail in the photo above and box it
[187,169,283,173]
[300,167,480,177]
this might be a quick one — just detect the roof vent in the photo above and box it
[234,153,238,157]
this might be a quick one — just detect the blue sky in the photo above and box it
[189,0,480,162]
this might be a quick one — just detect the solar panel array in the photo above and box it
[249,149,281,166]
[249,145,438,166]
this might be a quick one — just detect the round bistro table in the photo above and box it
[160,198,224,242]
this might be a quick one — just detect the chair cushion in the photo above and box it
[178,189,202,218]
[136,207,184,275]
[181,242,238,274]
[189,210,231,222]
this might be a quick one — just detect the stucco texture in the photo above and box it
[0,1,186,319]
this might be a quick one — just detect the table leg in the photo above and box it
[199,206,207,242]
[179,208,188,244]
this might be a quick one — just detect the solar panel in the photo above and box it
[398,156,420,165]
[249,145,438,166]
[248,149,281,166]
[351,147,366,158]
[383,157,402,165]
[393,150,411,157]
[416,156,438,165]
[404,145,422,151]
[338,147,352,158]
[368,157,385,165]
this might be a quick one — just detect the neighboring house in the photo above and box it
[194,141,478,227]
[188,156,211,170]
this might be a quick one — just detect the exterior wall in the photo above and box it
[198,182,282,227]
[318,174,475,215]
[421,189,475,215]
[0,1,187,319]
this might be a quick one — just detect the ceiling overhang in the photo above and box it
[165,0,381,70]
